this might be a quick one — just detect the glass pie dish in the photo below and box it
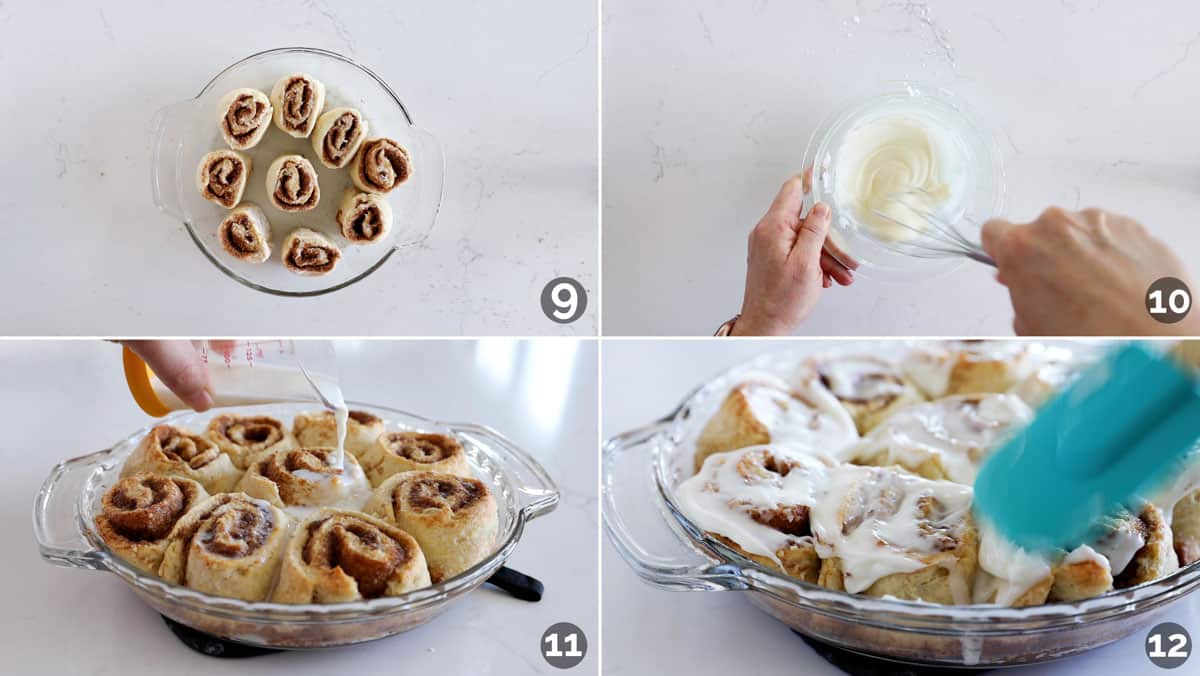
[602,344,1200,668]
[34,402,558,649]
[801,83,1005,282]
[150,47,445,297]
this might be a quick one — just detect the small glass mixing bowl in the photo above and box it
[802,83,1005,281]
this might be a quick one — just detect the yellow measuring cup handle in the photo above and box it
[122,347,172,417]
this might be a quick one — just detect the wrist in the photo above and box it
[731,309,790,336]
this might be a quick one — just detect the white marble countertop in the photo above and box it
[3,339,597,674]
[602,0,1200,335]
[600,339,1200,674]
[0,0,596,336]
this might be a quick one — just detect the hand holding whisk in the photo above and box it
[868,187,995,267]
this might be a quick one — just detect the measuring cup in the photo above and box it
[123,340,344,416]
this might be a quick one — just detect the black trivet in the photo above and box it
[794,630,993,675]
[162,566,544,658]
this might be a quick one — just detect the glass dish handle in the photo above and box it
[149,100,193,221]
[602,419,748,592]
[33,449,110,570]
[451,422,560,521]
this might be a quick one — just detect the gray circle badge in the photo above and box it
[1146,622,1191,669]
[1146,277,1192,324]
[540,277,588,324]
[541,622,587,669]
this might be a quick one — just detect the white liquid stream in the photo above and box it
[153,363,349,468]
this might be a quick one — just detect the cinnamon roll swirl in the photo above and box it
[158,493,290,601]
[293,409,385,459]
[349,137,413,194]
[336,189,393,244]
[281,227,342,276]
[359,431,472,486]
[217,203,272,263]
[121,424,241,493]
[236,447,372,517]
[365,471,499,582]
[266,154,320,212]
[95,473,208,575]
[798,354,925,434]
[311,107,369,169]
[196,149,251,209]
[206,414,295,469]
[271,509,431,603]
[217,88,272,150]
[269,73,326,138]
[693,374,858,472]
[845,394,1033,484]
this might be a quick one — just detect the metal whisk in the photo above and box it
[868,187,995,267]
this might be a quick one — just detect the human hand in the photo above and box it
[981,207,1199,335]
[121,340,214,411]
[732,172,857,336]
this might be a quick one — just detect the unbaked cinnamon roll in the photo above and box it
[236,447,372,517]
[359,431,472,486]
[281,227,342,276]
[901,340,1034,398]
[798,354,925,434]
[271,508,431,603]
[121,424,241,493]
[95,473,208,575]
[693,374,858,472]
[217,88,272,150]
[844,394,1033,484]
[349,137,412,194]
[311,107,369,169]
[336,189,393,244]
[266,154,320,212]
[293,409,385,458]
[196,149,251,209]
[158,493,290,601]
[269,73,326,138]
[206,414,295,469]
[365,471,499,582]
[217,203,272,263]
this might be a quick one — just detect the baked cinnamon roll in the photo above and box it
[281,227,342,276]
[693,374,858,472]
[293,409,385,459]
[359,431,472,486]
[845,394,1033,484]
[217,203,272,263]
[95,473,208,575]
[121,424,241,493]
[365,471,499,582]
[206,414,295,469]
[797,354,925,434]
[311,107,369,169]
[336,189,393,244]
[158,493,290,601]
[266,154,320,212]
[679,446,977,604]
[217,88,272,150]
[1104,504,1179,589]
[1172,488,1200,565]
[269,73,326,138]
[349,137,412,194]
[901,341,1033,398]
[236,447,372,517]
[272,508,431,603]
[677,447,833,583]
[196,149,250,209]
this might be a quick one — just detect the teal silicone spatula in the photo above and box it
[973,343,1200,554]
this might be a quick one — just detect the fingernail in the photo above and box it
[812,203,829,219]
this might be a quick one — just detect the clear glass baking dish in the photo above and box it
[801,83,1005,282]
[34,402,558,649]
[150,47,445,297]
[602,345,1200,668]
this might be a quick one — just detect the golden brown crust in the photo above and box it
[1114,504,1179,588]
[121,425,241,493]
[1172,489,1200,566]
[206,414,295,470]
[693,384,776,472]
[95,473,208,575]
[359,431,472,485]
